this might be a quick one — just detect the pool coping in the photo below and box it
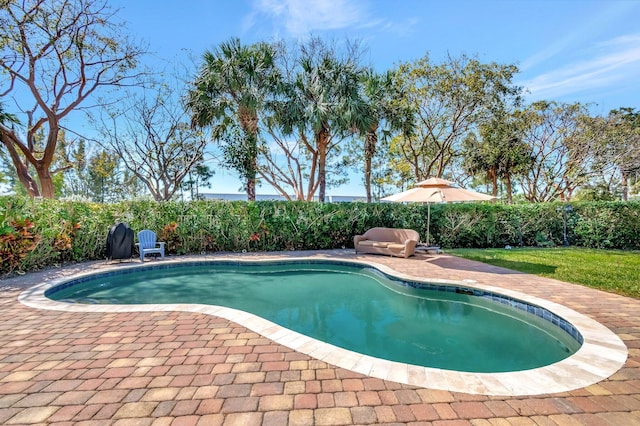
[18,255,628,397]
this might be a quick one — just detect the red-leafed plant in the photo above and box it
[160,222,181,254]
[0,216,40,275]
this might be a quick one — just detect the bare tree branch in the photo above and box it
[0,0,147,197]
[91,80,209,201]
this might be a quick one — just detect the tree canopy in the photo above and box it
[390,53,522,184]
[0,0,146,198]
[1,20,636,203]
[188,38,279,201]
[93,81,208,201]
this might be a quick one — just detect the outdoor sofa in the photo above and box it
[353,227,420,258]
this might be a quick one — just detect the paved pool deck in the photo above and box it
[1,250,640,425]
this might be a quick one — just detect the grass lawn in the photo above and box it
[449,247,640,299]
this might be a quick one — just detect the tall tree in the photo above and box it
[516,101,595,202]
[0,0,145,198]
[61,142,129,202]
[603,108,640,200]
[86,150,120,203]
[463,110,533,203]
[188,38,279,201]
[93,81,208,201]
[181,161,214,201]
[356,69,413,202]
[61,139,89,198]
[391,53,521,183]
[268,37,371,202]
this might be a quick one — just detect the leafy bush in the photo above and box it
[1,195,638,276]
[572,202,640,249]
[0,215,39,273]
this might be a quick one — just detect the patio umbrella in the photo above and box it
[381,178,494,246]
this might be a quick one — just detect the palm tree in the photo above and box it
[273,38,371,202]
[188,38,279,201]
[359,69,414,202]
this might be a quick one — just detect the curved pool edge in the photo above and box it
[18,255,628,396]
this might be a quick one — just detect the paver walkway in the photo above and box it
[1,250,640,425]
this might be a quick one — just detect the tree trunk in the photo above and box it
[621,170,628,201]
[488,166,498,198]
[1,115,60,198]
[364,129,377,203]
[240,110,259,202]
[16,164,41,197]
[505,173,513,204]
[317,125,330,202]
[35,164,55,199]
[1,128,41,197]
[246,135,257,201]
[247,176,256,201]
[364,155,372,203]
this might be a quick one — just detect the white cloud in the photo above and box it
[521,34,640,100]
[249,0,369,36]
[379,17,420,38]
[520,1,638,72]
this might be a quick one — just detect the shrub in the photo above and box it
[572,202,640,249]
[0,215,39,273]
[1,195,638,276]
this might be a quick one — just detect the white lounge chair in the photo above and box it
[136,230,165,262]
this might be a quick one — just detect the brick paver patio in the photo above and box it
[1,250,640,425]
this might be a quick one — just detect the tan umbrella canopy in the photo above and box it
[381,177,495,246]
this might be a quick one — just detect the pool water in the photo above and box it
[48,262,581,373]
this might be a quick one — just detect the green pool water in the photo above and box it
[47,262,581,373]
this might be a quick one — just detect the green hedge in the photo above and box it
[1,196,639,275]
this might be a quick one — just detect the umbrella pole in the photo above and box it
[426,203,430,247]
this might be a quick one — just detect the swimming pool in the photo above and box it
[46,260,580,373]
[20,255,627,396]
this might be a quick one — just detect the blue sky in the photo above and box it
[109,0,640,196]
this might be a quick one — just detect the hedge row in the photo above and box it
[1,196,639,275]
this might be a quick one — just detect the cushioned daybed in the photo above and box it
[353,227,420,258]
